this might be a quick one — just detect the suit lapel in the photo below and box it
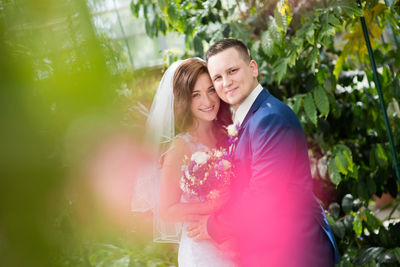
[239,89,270,135]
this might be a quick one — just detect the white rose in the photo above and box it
[185,170,191,179]
[227,124,239,137]
[221,159,231,170]
[191,151,210,165]
[214,150,223,158]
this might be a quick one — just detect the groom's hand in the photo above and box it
[185,214,211,242]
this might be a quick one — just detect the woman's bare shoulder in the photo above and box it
[163,135,191,165]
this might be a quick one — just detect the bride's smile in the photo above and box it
[199,105,215,112]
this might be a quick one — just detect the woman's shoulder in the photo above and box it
[164,134,191,160]
[174,132,192,144]
[172,134,191,149]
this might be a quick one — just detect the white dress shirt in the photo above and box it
[233,84,263,126]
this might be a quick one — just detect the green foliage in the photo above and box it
[0,1,171,266]
[328,194,400,266]
[88,242,177,267]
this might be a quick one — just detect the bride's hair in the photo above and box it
[172,58,232,143]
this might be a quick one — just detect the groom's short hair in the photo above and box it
[205,38,252,63]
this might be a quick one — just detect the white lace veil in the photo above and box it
[131,59,191,243]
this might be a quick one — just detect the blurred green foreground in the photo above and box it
[0,1,176,266]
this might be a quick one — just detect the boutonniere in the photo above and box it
[226,123,241,154]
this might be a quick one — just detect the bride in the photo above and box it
[133,58,237,266]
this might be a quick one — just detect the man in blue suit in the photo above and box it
[187,38,339,266]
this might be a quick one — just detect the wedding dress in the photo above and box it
[177,133,237,267]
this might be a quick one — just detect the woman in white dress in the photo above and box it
[142,58,237,266]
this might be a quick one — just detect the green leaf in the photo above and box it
[357,182,370,200]
[231,22,251,41]
[328,202,341,220]
[365,210,382,229]
[274,58,288,84]
[143,3,149,19]
[354,247,385,265]
[332,221,346,239]
[342,194,354,214]
[318,24,336,44]
[378,228,391,248]
[305,24,315,44]
[340,1,363,17]
[289,37,303,56]
[323,78,333,93]
[268,17,282,44]
[367,178,376,195]
[328,156,342,185]
[130,1,141,17]
[343,215,354,231]
[313,86,330,117]
[113,255,130,267]
[353,212,363,236]
[145,19,152,37]
[335,152,348,175]
[391,247,400,262]
[158,0,167,12]
[287,52,297,67]
[321,35,332,49]
[326,213,336,225]
[152,16,159,36]
[185,17,196,35]
[291,94,303,115]
[308,47,319,72]
[327,13,341,26]
[378,252,397,264]
[193,33,204,56]
[274,8,287,32]
[333,55,344,78]
[251,40,260,54]
[375,143,388,168]
[335,144,352,155]
[343,149,354,173]
[261,31,274,55]
[159,18,167,34]
[304,93,317,125]
[167,3,178,25]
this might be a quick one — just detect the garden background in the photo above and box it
[1,0,400,266]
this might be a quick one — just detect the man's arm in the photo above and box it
[207,112,303,243]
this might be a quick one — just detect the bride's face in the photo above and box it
[190,73,220,123]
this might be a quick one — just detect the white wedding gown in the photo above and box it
[177,133,237,267]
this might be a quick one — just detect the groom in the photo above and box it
[187,38,339,266]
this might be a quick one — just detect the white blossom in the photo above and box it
[214,150,223,158]
[221,159,231,170]
[227,124,239,137]
[191,151,210,165]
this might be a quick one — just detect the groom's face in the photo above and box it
[207,47,258,110]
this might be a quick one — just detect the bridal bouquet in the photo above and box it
[180,148,234,202]
[180,124,240,202]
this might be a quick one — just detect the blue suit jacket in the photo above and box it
[208,89,339,266]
